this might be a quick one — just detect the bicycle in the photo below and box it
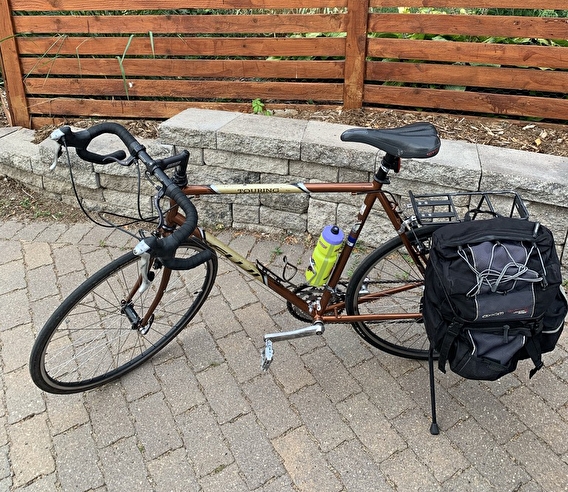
[29,120,527,394]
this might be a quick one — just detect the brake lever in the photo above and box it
[137,252,154,295]
[103,155,137,167]
[153,187,167,229]
[49,128,66,171]
[133,240,154,295]
[50,128,65,141]
[50,144,63,171]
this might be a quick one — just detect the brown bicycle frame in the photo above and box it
[160,178,429,324]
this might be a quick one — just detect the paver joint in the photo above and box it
[0,216,566,491]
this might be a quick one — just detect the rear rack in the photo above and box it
[408,190,529,224]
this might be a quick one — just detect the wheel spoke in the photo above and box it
[30,240,217,393]
[346,226,440,359]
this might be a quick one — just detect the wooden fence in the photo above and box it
[1,0,567,128]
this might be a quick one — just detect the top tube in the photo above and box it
[185,181,381,196]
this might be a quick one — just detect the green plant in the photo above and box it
[34,209,55,219]
[252,98,272,115]
[20,197,31,209]
[270,245,283,261]
[116,35,135,100]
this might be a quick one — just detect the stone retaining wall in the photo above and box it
[0,108,566,264]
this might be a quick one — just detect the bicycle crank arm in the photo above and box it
[261,322,325,371]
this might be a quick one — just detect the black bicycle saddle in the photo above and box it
[340,122,441,158]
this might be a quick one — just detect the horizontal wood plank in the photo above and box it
[27,99,337,124]
[366,62,568,93]
[16,36,346,57]
[13,0,563,12]
[370,0,567,9]
[20,58,344,79]
[368,38,568,70]
[14,13,346,35]
[24,78,344,101]
[369,13,568,39]
[12,0,565,10]
[364,84,568,120]
[27,98,251,120]
[13,0,348,11]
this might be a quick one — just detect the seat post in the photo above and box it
[374,153,400,184]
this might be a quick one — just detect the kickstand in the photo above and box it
[429,346,440,435]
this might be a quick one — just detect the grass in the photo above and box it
[10,194,62,220]
[270,245,283,261]
[0,177,81,222]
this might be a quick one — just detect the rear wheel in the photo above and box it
[30,238,217,394]
[345,226,440,359]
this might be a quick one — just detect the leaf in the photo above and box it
[121,34,135,62]
[252,98,265,114]
[149,31,155,58]
[117,56,129,100]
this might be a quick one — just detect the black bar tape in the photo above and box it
[140,182,211,270]
[161,248,213,271]
[76,148,127,164]
[59,123,138,164]
[142,236,212,270]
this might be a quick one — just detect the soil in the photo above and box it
[1,96,567,223]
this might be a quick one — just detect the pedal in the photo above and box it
[261,339,274,371]
[261,322,325,371]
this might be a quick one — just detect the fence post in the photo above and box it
[0,0,30,127]
[343,0,370,110]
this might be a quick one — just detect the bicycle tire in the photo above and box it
[30,237,217,394]
[345,225,441,360]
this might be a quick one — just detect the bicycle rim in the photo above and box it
[345,226,440,360]
[30,238,217,393]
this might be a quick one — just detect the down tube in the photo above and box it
[203,233,311,315]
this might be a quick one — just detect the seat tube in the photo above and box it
[321,189,382,309]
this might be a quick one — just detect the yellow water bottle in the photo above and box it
[305,225,344,286]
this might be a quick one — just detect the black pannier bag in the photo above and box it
[422,216,567,434]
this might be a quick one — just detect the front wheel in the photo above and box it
[345,225,441,360]
[30,238,218,394]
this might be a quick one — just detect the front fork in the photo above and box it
[123,246,172,334]
[123,181,188,335]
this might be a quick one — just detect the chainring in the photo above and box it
[286,283,346,322]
